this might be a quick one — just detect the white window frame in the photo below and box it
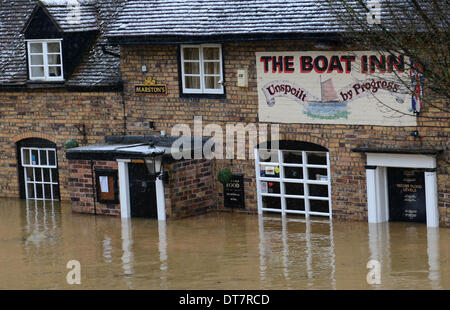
[26,39,64,81]
[255,149,332,219]
[21,147,59,201]
[180,44,224,95]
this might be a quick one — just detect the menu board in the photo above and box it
[388,168,426,223]
[223,174,245,209]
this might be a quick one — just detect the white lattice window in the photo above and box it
[255,149,332,218]
[27,39,64,81]
[180,44,224,94]
[21,147,59,200]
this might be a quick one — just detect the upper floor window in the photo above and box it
[27,39,64,81]
[180,44,224,95]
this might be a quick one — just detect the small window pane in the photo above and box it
[48,66,62,77]
[43,169,51,183]
[203,47,220,60]
[308,168,328,181]
[285,182,304,196]
[204,76,221,89]
[286,198,305,211]
[204,62,220,75]
[48,150,56,166]
[36,184,43,199]
[30,55,44,65]
[39,150,47,166]
[51,169,58,182]
[44,184,52,199]
[26,167,34,181]
[261,181,280,194]
[283,151,303,164]
[52,184,60,199]
[31,150,39,165]
[35,168,42,182]
[309,184,328,197]
[262,196,281,209]
[184,62,199,74]
[185,75,201,89]
[260,165,280,178]
[259,149,279,163]
[284,166,303,179]
[27,183,35,199]
[31,67,45,78]
[307,152,327,165]
[183,48,200,60]
[310,200,329,213]
[29,43,43,53]
[47,42,60,53]
[48,54,61,65]
[23,149,31,165]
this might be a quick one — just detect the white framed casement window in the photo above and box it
[21,147,59,200]
[26,39,64,81]
[180,44,224,94]
[255,149,332,219]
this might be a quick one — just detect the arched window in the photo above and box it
[16,138,60,201]
[255,140,331,218]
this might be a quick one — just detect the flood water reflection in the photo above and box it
[0,198,448,289]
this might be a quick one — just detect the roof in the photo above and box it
[66,135,211,160]
[66,143,166,160]
[105,0,366,41]
[352,147,444,156]
[106,0,447,43]
[38,1,99,32]
[0,0,124,87]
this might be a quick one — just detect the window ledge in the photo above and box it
[180,92,226,100]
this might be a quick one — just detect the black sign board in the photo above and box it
[224,174,245,209]
[135,77,167,95]
[388,168,426,223]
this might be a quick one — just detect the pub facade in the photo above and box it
[0,0,448,226]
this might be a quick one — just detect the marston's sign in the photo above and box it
[256,51,419,126]
[135,77,167,94]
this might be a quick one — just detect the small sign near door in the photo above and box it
[388,168,426,223]
[224,174,245,209]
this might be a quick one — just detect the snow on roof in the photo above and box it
[44,2,99,32]
[106,0,352,38]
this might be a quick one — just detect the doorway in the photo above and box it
[388,168,426,223]
[17,138,60,201]
[128,163,157,219]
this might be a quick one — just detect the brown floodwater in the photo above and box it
[0,198,448,290]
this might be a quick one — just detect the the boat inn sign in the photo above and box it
[256,51,419,126]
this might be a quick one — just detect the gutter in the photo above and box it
[106,32,344,45]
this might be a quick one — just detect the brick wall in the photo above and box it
[67,158,215,219]
[68,160,120,216]
[0,90,123,200]
[119,40,449,227]
[1,39,448,227]
[165,158,216,219]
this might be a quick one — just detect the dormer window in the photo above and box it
[27,39,64,81]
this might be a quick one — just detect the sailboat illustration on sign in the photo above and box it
[304,76,349,119]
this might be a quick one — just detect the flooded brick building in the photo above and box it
[0,1,448,226]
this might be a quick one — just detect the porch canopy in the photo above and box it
[66,135,208,161]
